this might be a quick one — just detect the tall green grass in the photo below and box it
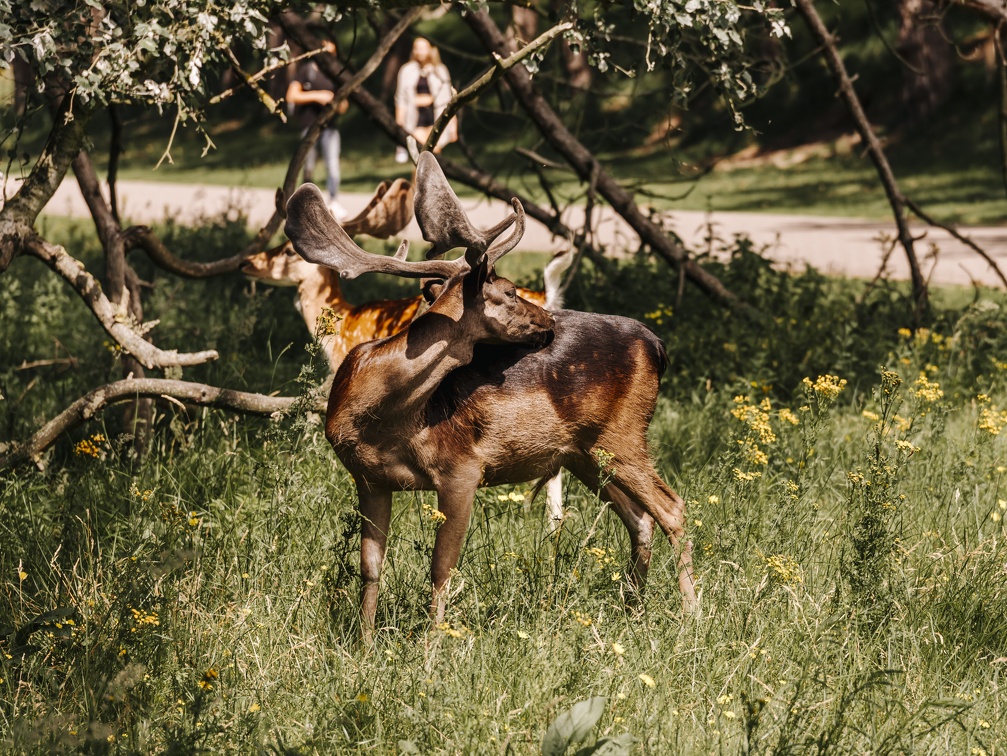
[3,220,1007,752]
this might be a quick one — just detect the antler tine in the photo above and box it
[340,180,390,237]
[486,198,526,269]
[284,184,466,280]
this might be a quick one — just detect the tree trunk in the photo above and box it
[896,0,954,121]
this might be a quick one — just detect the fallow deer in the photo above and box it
[284,153,695,641]
[243,178,571,527]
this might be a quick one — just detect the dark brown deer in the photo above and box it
[284,153,695,641]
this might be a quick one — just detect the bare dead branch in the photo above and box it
[996,24,1007,199]
[108,104,123,224]
[903,197,1007,288]
[942,0,1007,24]
[209,45,328,106]
[0,378,322,469]
[423,21,573,152]
[23,235,219,369]
[124,226,251,277]
[222,47,286,121]
[794,0,928,319]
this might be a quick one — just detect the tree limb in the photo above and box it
[0,95,95,271]
[942,0,1007,24]
[794,0,929,319]
[423,21,573,152]
[464,10,745,310]
[23,235,218,369]
[0,378,322,469]
[902,197,1007,288]
[281,11,611,267]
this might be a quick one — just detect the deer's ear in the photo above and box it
[462,253,490,300]
[421,279,444,304]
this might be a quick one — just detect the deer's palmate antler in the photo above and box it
[284,151,696,643]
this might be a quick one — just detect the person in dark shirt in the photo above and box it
[286,41,349,220]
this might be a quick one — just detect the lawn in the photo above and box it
[3,217,1007,752]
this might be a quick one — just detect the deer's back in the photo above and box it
[424,311,667,481]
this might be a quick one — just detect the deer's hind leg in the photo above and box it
[609,459,696,610]
[564,459,655,597]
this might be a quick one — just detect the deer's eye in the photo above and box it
[506,289,517,300]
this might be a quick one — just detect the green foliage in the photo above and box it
[4,220,1007,751]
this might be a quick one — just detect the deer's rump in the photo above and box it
[424,310,669,485]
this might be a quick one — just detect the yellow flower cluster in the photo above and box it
[979,406,1007,436]
[733,468,761,482]
[315,307,342,336]
[197,667,218,691]
[572,610,593,627]
[73,434,107,458]
[643,304,674,326]
[129,607,159,631]
[129,484,154,501]
[913,373,944,403]
[421,503,447,526]
[895,439,919,456]
[731,397,777,445]
[437,622,469,639]
[765,553,803,585]
[802,374,847,400]
[778,408,800,426]
[586,546,616,566]
[496,491,526,503]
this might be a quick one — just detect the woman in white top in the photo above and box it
[395,38,457,155]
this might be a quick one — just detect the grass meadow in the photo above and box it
[3,217,1007,753]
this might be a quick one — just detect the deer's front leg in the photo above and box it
[430,481,477,625]
[358,483,392,645]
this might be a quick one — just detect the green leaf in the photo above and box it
[542,697,607,756]
[575,732,639,756]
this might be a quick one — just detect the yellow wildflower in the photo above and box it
[612,642,625,656]
[778,408,799,426]
[765,553,802,585]
[802,374,847,401]
[638,673,656,688]
[913,373,943,403]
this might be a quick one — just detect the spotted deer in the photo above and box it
[243,179,571,527]
[284,153,695,641]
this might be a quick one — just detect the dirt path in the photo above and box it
[31,177,1007,288]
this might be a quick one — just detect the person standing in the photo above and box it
[394,37,456,161]
[286,41,348,219]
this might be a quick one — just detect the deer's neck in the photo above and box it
[296,268,349,338]
[338,299,477,428]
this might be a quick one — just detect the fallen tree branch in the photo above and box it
[0,378,321,469]
[795,0,929,319]
[423,21,573,152]
[23,235,218,369]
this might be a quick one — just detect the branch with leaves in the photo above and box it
[0,378,323,469]
[464,10,745,311]
[423,21,574,152]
